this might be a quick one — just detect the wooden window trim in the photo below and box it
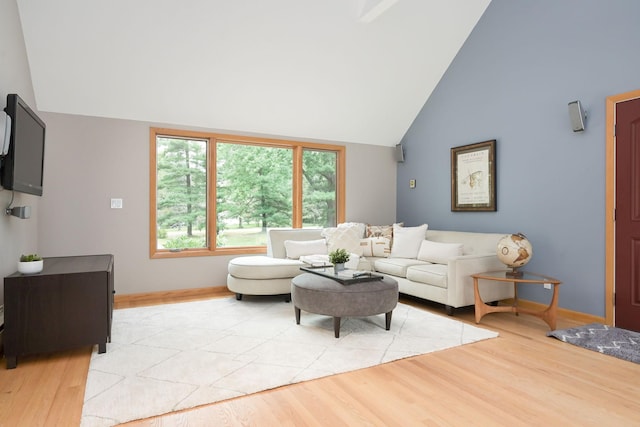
[149,127,345,258]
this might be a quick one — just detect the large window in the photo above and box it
[150,128,345,258]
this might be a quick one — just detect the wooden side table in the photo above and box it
[471,270,561,330]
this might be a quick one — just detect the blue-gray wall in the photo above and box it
[398,0,640,317]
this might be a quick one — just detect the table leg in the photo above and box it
[333,317,341,338]
[474,278,481,323]
[514,284,559,330]
[385,311,393,330]
[540,284,559,330]
[473,277,490,324]
[474,277,518,324]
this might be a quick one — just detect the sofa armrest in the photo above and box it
[446,253,512,308]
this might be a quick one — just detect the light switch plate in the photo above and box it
[110,198,123,209]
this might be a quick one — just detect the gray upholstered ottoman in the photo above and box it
[291,273,399,338]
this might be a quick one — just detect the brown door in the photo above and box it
[615,97,640,332]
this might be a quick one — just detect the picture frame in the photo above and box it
[451,139,496,212]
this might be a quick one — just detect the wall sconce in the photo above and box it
[5,206,31,219]
[568,100,587,132]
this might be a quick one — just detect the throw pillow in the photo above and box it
[417,240,464,264]
[322,224,364,256]
[284,239,328,259]
[366,223,404,253]
[360,237,391,257]
[339,222,366,238]
[390,223,428,258]
[366,224,393,239]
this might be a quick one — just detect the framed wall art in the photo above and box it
[451,139,496,212]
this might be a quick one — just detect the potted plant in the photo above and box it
[18,254,44,274]
[328,248,350,273]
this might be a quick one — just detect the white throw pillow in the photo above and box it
[360,237,391,257]
[284,239,327,259]
[390,224,428,259]
[339,222,366,238]
[417,240,464,264]
[322,224,364,256]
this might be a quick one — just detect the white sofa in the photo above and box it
[227,226,514,314]
[227,228,325,301]
[371,229,513,315]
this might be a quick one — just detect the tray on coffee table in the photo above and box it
[300,265,384,285]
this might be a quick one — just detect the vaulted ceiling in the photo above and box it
[16,0,490,146]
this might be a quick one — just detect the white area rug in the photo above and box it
[81,297,498,426]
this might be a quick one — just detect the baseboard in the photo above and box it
[114,286,233,309]
[503,298,605,325]
[114,288,604,324]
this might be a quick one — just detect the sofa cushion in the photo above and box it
[228,256,304,279]
[360,236,391,258]
[268,228,324,258]
[406,264,449,289]
[424,230,505,255]
[374,257,429,278]
[366,224,394,239]
[390,223,428,258]
[284,239,327,259]
[417,240,463,264]
[366,222,404,247]
[339,222,366,238]
[322,224,364,256]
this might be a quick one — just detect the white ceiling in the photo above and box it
[16,0,490,147]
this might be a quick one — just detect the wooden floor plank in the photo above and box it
[44,348,92,427]
[2,294,640,427]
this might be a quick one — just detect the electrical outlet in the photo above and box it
[544,283,551,290]
[409,179,416,189]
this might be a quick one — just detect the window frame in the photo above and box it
[149,127,345,258]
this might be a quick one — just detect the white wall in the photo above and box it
[0,0,40,305]
[38,112,397,295]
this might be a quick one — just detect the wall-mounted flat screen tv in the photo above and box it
[1,94,46,196]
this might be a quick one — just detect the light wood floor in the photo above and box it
[2,291,640,427]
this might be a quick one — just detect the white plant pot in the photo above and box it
[18,260,44,274]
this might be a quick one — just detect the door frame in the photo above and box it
[605,88,640,325]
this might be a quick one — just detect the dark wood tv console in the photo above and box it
[3,254,114,369]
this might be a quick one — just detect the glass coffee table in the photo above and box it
[470,270,562,330]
